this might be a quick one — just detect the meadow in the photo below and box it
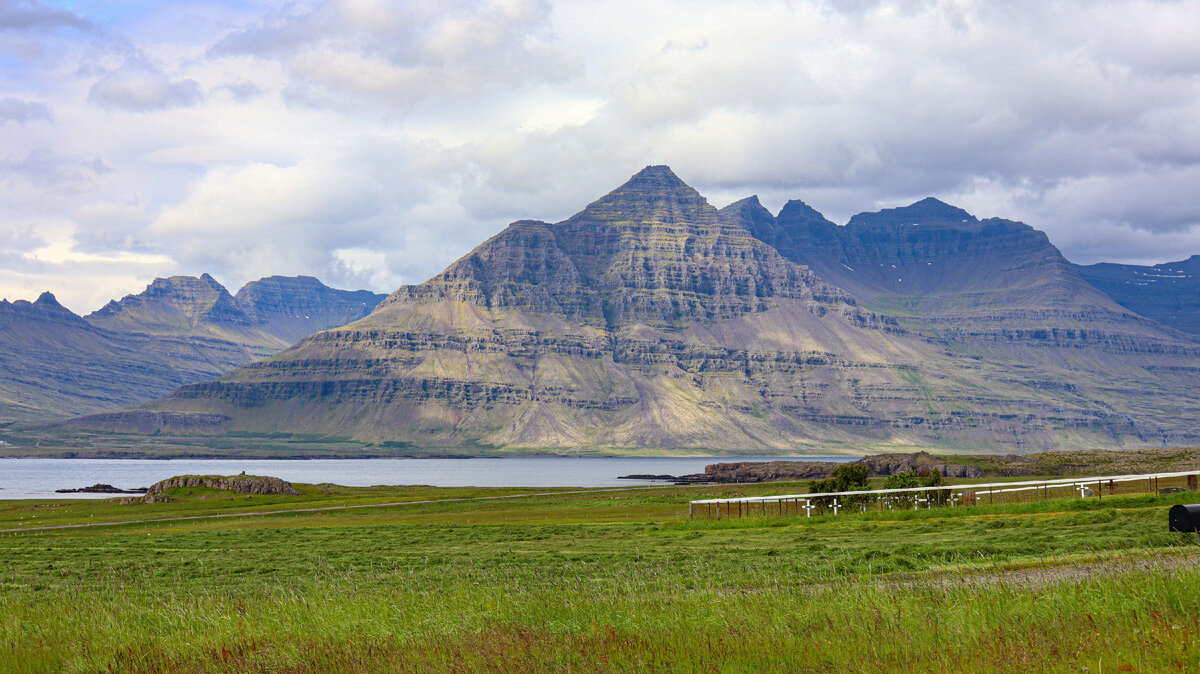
[0,479,1197,672]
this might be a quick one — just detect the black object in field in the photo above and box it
[1169,504,1200,542]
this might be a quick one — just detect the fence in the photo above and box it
[688,470,1200,520]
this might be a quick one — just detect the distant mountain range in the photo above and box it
[55,166,1200,452]
[1074,256,1200,335]
[0,276,384,422]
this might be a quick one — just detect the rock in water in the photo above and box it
[54,483,146,494]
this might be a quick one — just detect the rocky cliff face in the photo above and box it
[1,276,384,423]
[721,196,1188,353]
[86,273,385,348]
[235,276,386,344]
[1074,256,1200,335]
[384,166,851,324]
[98,166,1200,452]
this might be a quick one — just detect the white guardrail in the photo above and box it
[688,470,1200,519]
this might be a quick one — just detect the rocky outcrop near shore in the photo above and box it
[144,474,301,496]
[656,451,984,484]
[636,447,1200,484]
[121,474,301,504]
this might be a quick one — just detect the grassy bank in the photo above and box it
[1,482,1197,671]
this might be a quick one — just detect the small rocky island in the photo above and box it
[55,483,147,494]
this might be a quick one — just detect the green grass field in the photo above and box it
[1,480,1198,672]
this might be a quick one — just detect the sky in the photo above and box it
[2,0,1200,313]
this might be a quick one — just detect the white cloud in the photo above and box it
[143,142,472,292]
[88,58,203,111]
[209,0,575,106]
[3,0,1200,312]
[149,158,384,284]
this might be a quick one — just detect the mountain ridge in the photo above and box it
[63,166,1200,452]
[0,275,386,422]
[1074,256,1200,336]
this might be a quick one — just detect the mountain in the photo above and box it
[235,276,388,344]
[86,273,282,355]
[724,197,1130,321]
[1074,256,1200,335]
[86,273,386,349]
[0,276,385,422]
[0,292,262,422]
[71,167,1200,452]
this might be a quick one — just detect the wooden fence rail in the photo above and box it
[688,470,1200,519]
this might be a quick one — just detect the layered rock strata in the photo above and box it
[105,166,1200,451]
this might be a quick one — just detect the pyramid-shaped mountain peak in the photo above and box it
[35,291,63,307]
[392,165,853,332]
[603,165,702,202]
[623,164,688,189]
[566,165,712,227]
[778,199,835,228]
[723,194,765,211]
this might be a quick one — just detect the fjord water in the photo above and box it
[0,456,856,500]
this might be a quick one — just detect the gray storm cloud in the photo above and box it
[0,0,93,32]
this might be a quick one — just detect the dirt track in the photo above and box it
[886,551,1200,590]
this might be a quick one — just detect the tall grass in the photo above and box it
[2,486,1198,671]
[2,560,1197,672]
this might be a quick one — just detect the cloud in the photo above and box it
[4,0,1200,311]
[71,201,152,253]
[0,0,93,32]
[0,221,44,252]
[213,81,263,102]
[0,96,50,123]
[88,58,203,111]
[0,149,110,192]
[145,141,458,290]
[209,0,576,106]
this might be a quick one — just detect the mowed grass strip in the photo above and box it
[1,483,1198,671]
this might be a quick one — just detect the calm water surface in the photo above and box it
[0,456,857,500]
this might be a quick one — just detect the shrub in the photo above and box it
[810,463,871,511]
